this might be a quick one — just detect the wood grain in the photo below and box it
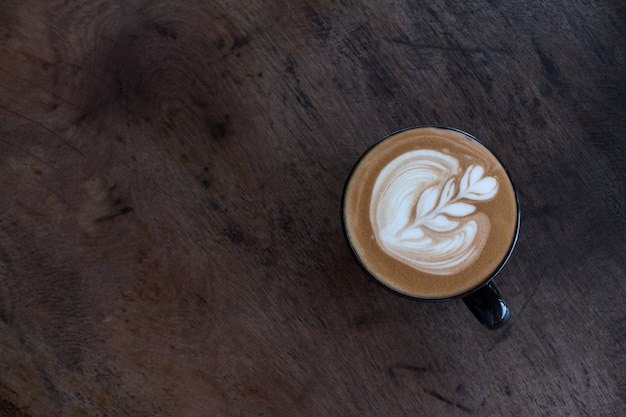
[1,0,624,416]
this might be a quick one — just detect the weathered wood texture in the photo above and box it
[1,0,624,416]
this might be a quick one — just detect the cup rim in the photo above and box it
[341,125,521,302]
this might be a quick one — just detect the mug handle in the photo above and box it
[462,282,510,330]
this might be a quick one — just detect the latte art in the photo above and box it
[343,127,518,299]
[370,150,498,275]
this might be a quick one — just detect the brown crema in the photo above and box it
[343,127,518,299]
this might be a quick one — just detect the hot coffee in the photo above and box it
[343,127,518,300]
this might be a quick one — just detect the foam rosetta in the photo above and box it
[370,150,499,275]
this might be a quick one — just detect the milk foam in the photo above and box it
[370,149,498,275]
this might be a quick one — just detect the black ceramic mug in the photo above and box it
[342,126,520,329]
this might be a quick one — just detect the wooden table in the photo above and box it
[1,1,624,416]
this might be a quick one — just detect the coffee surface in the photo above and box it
[343,127,518,299]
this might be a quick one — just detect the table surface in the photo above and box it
[1,1,625,416]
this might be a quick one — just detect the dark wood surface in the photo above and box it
[1,1,624,416]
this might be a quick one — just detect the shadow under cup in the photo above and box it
[342,126,520,330]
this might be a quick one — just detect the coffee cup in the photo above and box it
[342,126,520,329]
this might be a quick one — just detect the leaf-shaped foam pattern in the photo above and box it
[370,150,499,275]
[441,202,476,217]
[424,215,459,232]
[414,185,440,220]
[464,177,498,200]
[436,178,456,210]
